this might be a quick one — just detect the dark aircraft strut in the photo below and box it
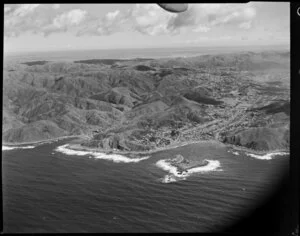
[157,4,188,13]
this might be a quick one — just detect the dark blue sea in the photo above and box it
[2,139,289,233]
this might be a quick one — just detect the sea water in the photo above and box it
[4,45,289,64]
[2,139,289,233]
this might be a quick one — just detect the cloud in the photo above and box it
[163,4,256,34]
[53,9,87,27]
[4,5,88,37]
[4,6,12,13]
[42,9,87,36]
[166,4,221,32]
[76,9,131,36]
[4,3,258,38]
[239,21,252,29]
[209,6,256,27]
[192,25,211,33]
[4,4,46,37]
[131,4,175,35]
[128,3,257,35]
[52,4,60,10]
[13,4,41,17]
[106,10,120,20]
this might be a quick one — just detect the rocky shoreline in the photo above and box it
[64,139,222,156]
[55,136,289,157]
[2,132,289,158]
[2,135,84,147]
[167,154,210,173]
[226,143,289,155]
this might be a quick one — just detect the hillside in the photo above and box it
[222,126,289,151]
[3,50,290,152]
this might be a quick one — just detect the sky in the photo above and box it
[4,3,290,53]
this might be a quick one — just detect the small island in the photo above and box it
[167,154,209,174]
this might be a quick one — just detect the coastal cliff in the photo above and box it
[222,126,289,151]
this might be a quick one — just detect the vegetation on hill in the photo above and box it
[3,51,290,152]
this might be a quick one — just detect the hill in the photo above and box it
[3,50,290,152]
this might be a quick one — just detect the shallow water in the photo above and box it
[2,139,289,233]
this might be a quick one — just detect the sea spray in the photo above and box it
[161,175,178,184]
[245,151,289,160]
[2,145,36,151]
[228,150,240,156]
[187,160,221,173]
[55,144,149,163]
[156,159,222,183]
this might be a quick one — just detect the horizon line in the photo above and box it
[4,43,290,56]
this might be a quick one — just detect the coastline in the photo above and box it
[65,139,224,156]
[3,50,289,158]
[65,137,289,156]
[2,135,84,147]
[3,134,289,157]
[66,138,289,157]
[226,143,289,155]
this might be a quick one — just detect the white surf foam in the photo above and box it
[92,153,149,163]
[55,145,91,156]
[156,158,222,183]
[2,145,36,151]
[55,144,149,163]
[187,160,221,173]
[228,150,240,156]
[2,146,15,151]
[161,175,177,184]
[245,151,289,160]
[156,159,182,177]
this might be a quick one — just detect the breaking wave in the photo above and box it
[228,150,240,156]
[245,151,289,160]
[162,175,178,184]
[2,145,36,151]
[156,159,222,183]
[55,144,149,163]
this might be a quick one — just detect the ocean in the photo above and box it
[2,139,289,233]
[4,44,289,63]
